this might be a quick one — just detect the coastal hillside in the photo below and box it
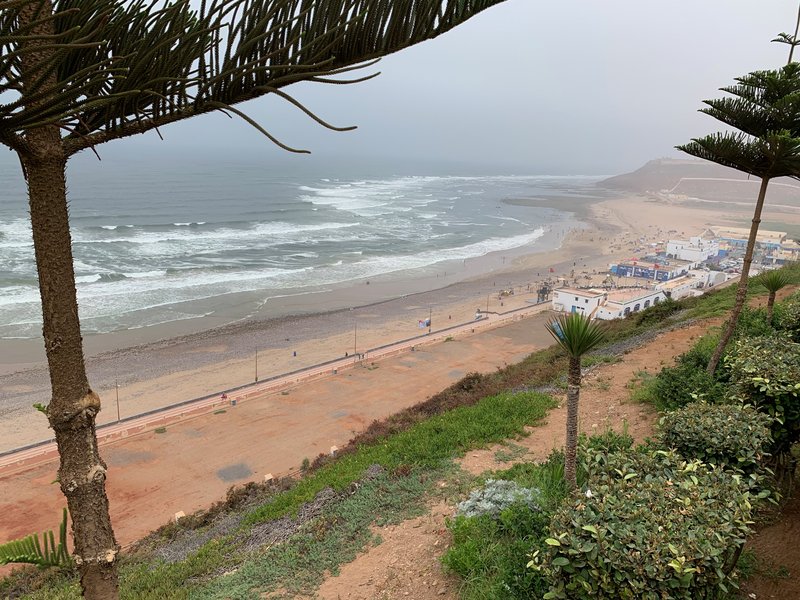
[599,158,800,204]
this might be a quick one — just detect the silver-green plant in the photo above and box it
[456,479,540,519]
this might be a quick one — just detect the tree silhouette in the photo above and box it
[0,1,508,597]
[677,63,800,375]
[545,312,606,491]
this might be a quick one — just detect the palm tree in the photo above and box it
[677,63,800,375]
[0,1,508,597]
[545,313,607,491]
[757,269,791,325]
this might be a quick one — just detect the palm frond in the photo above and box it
[0,508,72,569]
[0,0,508,155]
[545,312,607,359]
[756,269,791,293]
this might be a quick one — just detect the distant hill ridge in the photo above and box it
[599,158,800,203]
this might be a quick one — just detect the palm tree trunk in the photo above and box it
[707,176,771,375]
[24,136,120,599]
[565,356,581,491]
[767,291,777,326]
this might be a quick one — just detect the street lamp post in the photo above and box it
[486,293,490,313]
[115,380,120,423]
[354,320,358,358]
[255,348,258,382]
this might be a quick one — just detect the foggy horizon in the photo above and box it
[2,1,799,177]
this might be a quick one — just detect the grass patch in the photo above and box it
[194,468,443,599]
[627,369,656,404]
[244,391,556,525]
[493,443,529,464]
[154,427,167,434]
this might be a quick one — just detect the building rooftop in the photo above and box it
[712,226,786,242]
[605,288,661,303]
[656,275,696,291]
[554,287,607,298]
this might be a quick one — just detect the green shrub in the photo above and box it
[531,449,754,600]
[725,334,800,456]
[658,403,772,476]
[634,297,681,327]
[650,361,728,410]
[773,290,800,340]
[581,427,633,454]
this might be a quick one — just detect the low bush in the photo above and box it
[725,334,800,457]
[649,361,728,410]
[658,403,772,477]
[633,296,682,327]
[531,449,754,600]
[773,290,800,340]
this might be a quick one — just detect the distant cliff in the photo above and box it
[599,158,800,203]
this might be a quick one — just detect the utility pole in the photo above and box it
[428,307,432,334]
[486,293,490,313]
[115,380,120,423]
[255,348,258,382]
[354,320,358,358]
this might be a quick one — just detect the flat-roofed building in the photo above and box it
[666,236,719,262]
[552,287,667,320]
[551,288,608,316]
[712,226,787,249]
[595,289,667,320]
[609,258,695,282]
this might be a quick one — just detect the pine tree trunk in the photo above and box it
[767,292,776,326]
[18,2,120,597]
[564,356,581,491]
[707,177,771,375]
[24,140,120,600]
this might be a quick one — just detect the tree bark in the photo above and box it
[707,177,771,375]
[767,292,776,326]
[18,1,120,598]
[24,140,120,600]
[564,356,581,491]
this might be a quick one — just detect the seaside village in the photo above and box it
[545,225,799,319]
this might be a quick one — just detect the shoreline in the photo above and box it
[0,191,758,451]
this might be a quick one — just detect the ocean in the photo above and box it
[0,157,600,340]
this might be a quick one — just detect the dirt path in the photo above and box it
[742,493,800,600]
[315,321,715,600]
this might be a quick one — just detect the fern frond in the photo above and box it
[0,508,72,569]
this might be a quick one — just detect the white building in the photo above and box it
[594,289,668,320]
[666,237,719,263]
[552,287,668,321]
[551,288,608,316]
[656,275,700,300]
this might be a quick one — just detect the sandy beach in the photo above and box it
[1,188,795,452]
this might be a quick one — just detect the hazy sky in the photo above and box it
[6,1,800,176]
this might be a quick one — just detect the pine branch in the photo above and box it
[1,0,508,155]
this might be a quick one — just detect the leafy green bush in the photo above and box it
[658,403,772,476]
[649,361,728,410]
[725,334,800,457]
[634,297,682,327]
[531,449,754,600]
[773,290,800,340]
